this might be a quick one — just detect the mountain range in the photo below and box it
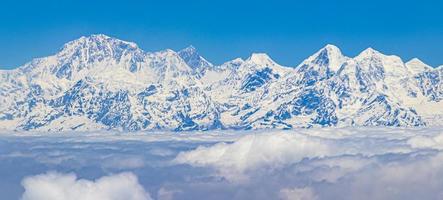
[1,34,442,131]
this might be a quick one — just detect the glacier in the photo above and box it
[0,34,442,131]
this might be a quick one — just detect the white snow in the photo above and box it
[405,58,432,74]
[0,34,442,131]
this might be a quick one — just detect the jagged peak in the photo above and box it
[177,45,213,70]
[60,34,139,54]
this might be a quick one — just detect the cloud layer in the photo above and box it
[0,128,442,200]
[173,128,443,199]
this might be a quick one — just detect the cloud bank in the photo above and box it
[172,128,443,199]
[173,130,414,182]
[174,133,336,181]
[0,128,442,199]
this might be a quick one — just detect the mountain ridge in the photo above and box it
[1,34,442,131]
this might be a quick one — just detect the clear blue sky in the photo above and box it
[1,0,442,69]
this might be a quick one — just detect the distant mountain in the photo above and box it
[1,34,442,131]
[178,45,213,77]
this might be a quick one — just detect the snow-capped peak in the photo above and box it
[356,47,382,58]
[323,44,342,53]
[178,45,213,71]
[1,35,442,132]
[405,58,432,74]
[56,34,143,67]
[312,44,343,58]
[152,49,195,73]
[60,34,139,54]
[300,44,347,72]
[246,53,278,67]
[316,44,345,70]
[44,34,146,80]
[354,47,404,63]
[354,47,410,79]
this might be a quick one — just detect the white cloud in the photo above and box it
[1,127,443,199]
[174,133,335,181]
[21,172,152,200]
[279,187,318,200]
[173,131,414,182]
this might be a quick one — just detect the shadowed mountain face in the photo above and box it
[0,34,442,131]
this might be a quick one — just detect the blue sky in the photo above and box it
[1,0,442,69]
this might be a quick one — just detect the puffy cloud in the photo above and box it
[21,172,152,200]
[279,187,318,200]
[173,131,413,182]
[174,133,335,181]
[170,128,443,199]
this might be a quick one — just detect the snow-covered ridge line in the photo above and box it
[2,35,439,72]
[0,34,442,131]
